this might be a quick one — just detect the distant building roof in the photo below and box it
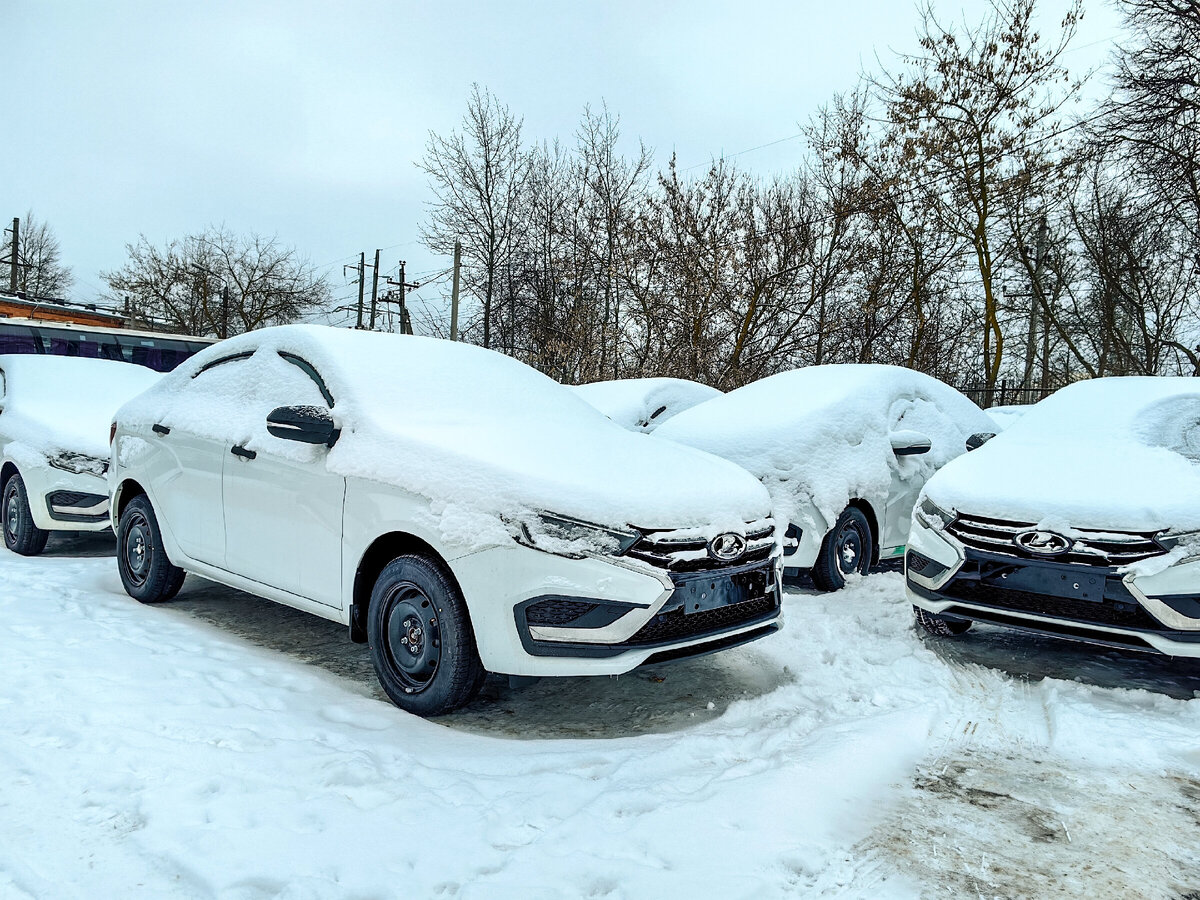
[0,290,127,329]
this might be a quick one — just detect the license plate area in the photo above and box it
[671,565,773,614]
[984,561,1107,602]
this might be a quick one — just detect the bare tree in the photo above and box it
[2,211,74,298]
[103,227,330,337]
[875,0,1082,389]
[419,84,531,350]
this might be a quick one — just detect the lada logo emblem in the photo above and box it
[708,532,747,562]
[1013,530,1072,556]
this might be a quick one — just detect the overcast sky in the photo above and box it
[5,0,1123,323]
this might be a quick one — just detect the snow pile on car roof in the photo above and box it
[116,325,771,545]
[570,377,722,433]
[0,355,161,459]
[655,364,994,533]
[925,376,1200,531]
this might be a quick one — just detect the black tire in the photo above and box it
[3,473,49,556]
[117,494,185,603]
[913,605,972,637]
[810,506,874,592]
[367,554,484,716]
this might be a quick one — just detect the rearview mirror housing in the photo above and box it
[890,429,932,456]
[267,405,340,447]
[965,432,996,452]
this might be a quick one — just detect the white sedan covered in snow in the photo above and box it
[908,376,1200,657]
[0,355,161,555]
[109,325,783,715]
[656,365,995,590]
[570,377,722,433]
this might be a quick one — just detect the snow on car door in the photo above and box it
[220,352,344,607]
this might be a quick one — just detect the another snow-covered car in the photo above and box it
[0,355,161,555]
[908,376,1200,657]
[655,365,995,591]
[986,403,1030,431]
[109,325,783,715]
[570,377,722,433]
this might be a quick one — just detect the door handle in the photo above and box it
[152,424,170,435]
[230,445,257,460]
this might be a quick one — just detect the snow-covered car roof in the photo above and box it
[655,364,994,527]
[0,354,162,459]
[117,325,771,539]
[925,376,1200,532]
[570,377,722,433]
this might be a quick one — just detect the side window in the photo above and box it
[278,352,334,406]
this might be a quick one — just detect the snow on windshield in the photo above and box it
[571,378,722,432]
[656,364,993,531]
[117,326,771,548]
[0,355,161,459]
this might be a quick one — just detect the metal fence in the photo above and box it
[957,380,1057,409]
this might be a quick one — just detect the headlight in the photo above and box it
[915,496,955,531]
[48,451,109,478]
[512,512,640,559]
[1157,529,1200,564]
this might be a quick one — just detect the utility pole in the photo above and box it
[7,217,18,293]
[1019,216,1049,394]
[221,283,230,339]
[450,240,461,342]
[368,248,381,330]
[381,262,420,335]
[355,252,365,329]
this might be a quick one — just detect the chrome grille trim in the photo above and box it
[625,518,776,572]
[946,514,1165,567]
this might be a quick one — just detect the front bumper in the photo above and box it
[906,519,1200,658]
[452,544,783,676]
[18,464,110,532]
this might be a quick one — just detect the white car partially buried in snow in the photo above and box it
[655,365,995,591]
[108,325,783,715]
[0,355,161,555]
[570,377,722,433]
[908,376,1200,658]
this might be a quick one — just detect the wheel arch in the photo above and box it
[350,532,462,643]
[113,477,148,521]
[0,460,17,494]
[846,498,881,566]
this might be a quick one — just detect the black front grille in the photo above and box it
[906,550,949,579]
[623,593,780,645]
[48,490,104,507]
[524,598,598,626]
[626,520,775,572]
[946,514,1164,567]
[942,579,1163,630]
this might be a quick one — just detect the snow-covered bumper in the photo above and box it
[905,512,1200,658]
[453,544,783,677]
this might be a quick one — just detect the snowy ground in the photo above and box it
[3,534,1200,899]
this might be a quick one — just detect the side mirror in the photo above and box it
[267,405,340,447]
[965,432,996,452]
[890,429,932,457]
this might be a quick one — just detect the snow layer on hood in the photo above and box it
[117,326,770,545]
[570,377,722,433]
[656,364,993,532]
[924,376,1200,531]
[0,354,162,459]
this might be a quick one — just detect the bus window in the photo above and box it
[0,325,43,355]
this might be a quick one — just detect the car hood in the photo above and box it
[925,434,1200,533]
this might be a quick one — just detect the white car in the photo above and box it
[109,325,782,715]
[655,364,995,590]
[908,376,1200,657]
[0,355,161,555]
[570,377,722,433]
